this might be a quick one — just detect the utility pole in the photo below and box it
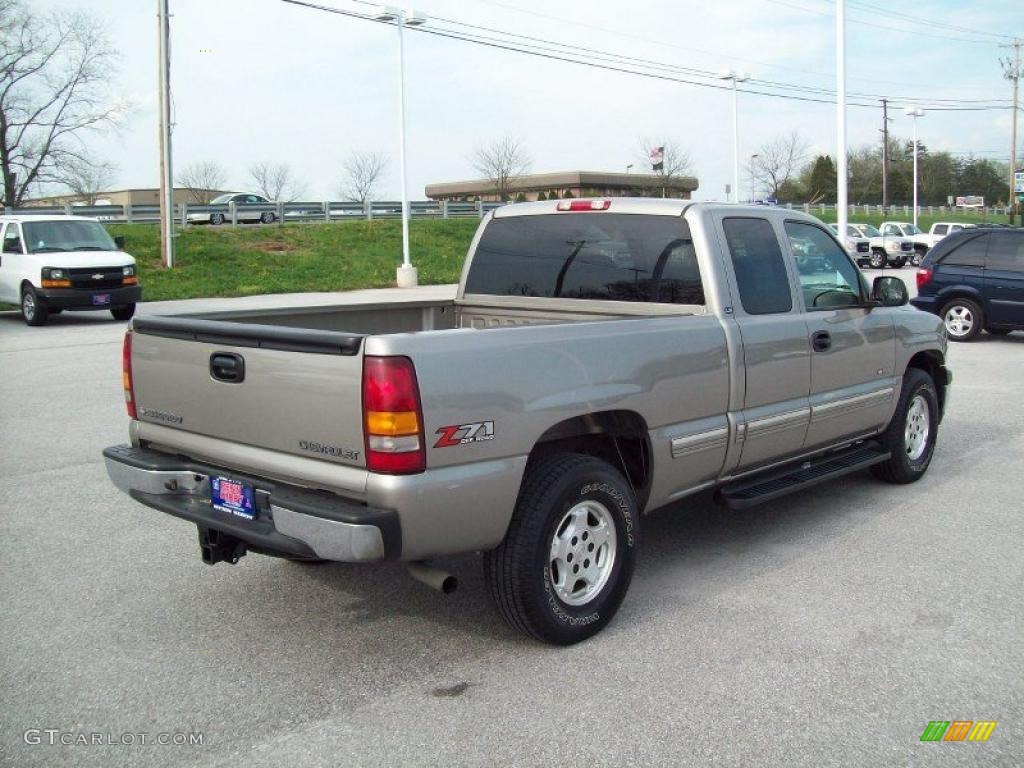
[157,0,174,268]
[1000,39,1021,225]
[879,98,891,215]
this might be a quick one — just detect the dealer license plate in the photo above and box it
[92,293,111,306]
[211,477,256,520]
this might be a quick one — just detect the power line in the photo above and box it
[280,0,1021,114]
[841,0,1016,42]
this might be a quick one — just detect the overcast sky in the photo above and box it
[38,0,1024,200]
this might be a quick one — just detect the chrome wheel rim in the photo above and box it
[944,305,974,337]
[549,500,617,607]
[22,291,35,320]
[904,394,931,462]
[871,253,884,268]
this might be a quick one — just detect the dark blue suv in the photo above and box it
[911,227,1024,341]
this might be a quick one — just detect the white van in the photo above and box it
[0,215,141,326]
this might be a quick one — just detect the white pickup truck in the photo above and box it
[878,222,936,266]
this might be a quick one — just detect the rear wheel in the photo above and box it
[891,255,908,268]
[111,304,136,321]
[21,285,48,326]
[483,453,638,645]
[941,298,982,342]
[871,368,939,484]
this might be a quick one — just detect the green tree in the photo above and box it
[803,155,837,203]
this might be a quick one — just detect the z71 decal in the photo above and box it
[434,421,495,448]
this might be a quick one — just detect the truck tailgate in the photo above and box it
[129,317,366,469]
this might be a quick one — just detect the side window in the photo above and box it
[2,223,23,254]
[783,221,863,310]
[933,224,948,235]
[939,235,987,268]
[722,217,792,315]
[950,225,963,232]
[986,233,1024,272]
[882,224,897,236]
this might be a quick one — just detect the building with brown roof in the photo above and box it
[425,170,698,202]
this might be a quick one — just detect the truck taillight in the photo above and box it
[362,356,425,474]
[556,199,611,212]
[916,267,933,290]
[122,330,137,419]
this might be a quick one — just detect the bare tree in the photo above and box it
[338,151,387,204]
[59,157,116,204]
[0,1,126,206]
[471,135,531,201]
[748,131,810,199]
[248,161,304,202]
[176,161,227,203]
[637,138,693,178]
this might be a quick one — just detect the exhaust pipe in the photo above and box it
[407,562,458,594]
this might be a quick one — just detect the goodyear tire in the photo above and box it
[484,453,638,645]
[871,368,939,484]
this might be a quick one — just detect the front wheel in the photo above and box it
[111,304,136,321]
[910,250,925,267]
[869,250,886,269]
[483,453,638,645]
[260,211,275,224]
[941,298,983,342]
[210,213,225,225]
[21,285,48,326]
[871,369,939,484]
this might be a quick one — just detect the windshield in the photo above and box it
[210,193,234,204]
[862,225,881,237]
[904,224,922,235]
[22,220,117,253]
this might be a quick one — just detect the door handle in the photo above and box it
[209,352,245,383]
[811,330,832,352]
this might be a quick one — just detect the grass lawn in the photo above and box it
[811,207,1014,231]
[108,219,480,303]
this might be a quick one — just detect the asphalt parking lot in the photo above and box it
[1,269,1021,767]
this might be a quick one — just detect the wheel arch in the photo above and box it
[905,350,950,422]
[527,410,652,510]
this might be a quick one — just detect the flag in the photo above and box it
[650,146,665,172]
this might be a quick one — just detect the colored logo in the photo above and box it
[920,721,997,742]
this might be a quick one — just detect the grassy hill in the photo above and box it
[108,219,480,302]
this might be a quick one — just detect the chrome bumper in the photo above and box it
[103,445,391,562]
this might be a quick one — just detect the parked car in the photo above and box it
[825,223,871,262]
[104,199,950,645]
[0,215,141,326]
[879,221,931,266]
[911,227,1024,341]
[844,223,913,268]
[186,193,276,225]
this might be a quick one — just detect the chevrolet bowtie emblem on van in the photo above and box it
[92,273,104,280]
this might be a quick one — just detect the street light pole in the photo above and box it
[905,107,925,230]
[156,0,174,269]
[376,6,425,288]
[749,153,759,203]
[836,0,848,253]
[719,70,749,203]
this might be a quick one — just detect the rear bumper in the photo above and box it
[103,444,399,562]
[910,295,940,315]
[39,285,141,309]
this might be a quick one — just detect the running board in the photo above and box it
[718,442,890,510]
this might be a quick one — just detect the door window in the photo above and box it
[986,233,1024,272]
[784,221,864,310]
[933,224,948,235]
[2,223,23,254]
[722,218,792,315]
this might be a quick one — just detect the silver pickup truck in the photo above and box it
[104,199,951,645]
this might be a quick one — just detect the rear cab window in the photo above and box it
[937,234,988,268]
[986,233,1024,272]
[721,217,792,315]
[464,213,704,306]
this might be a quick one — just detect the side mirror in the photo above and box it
[114,235,126,249]
[871,275,908,307]
[3,239,21,254]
